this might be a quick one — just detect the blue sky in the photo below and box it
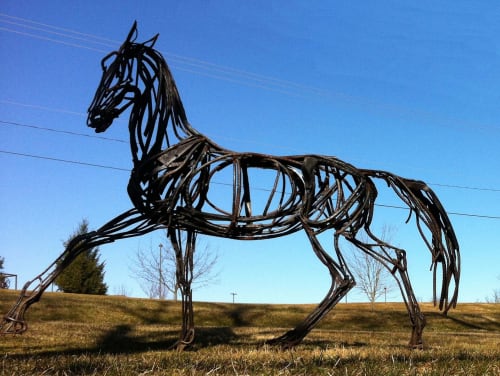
[1,1,499,306]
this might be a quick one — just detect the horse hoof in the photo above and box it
[409,342,424,350]
[266,339,294,350]
[0,317,27,335]
[266,332,302,350]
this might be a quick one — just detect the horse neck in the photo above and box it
[128,51,199,163]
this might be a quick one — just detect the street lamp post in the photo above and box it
[159,243,163,299]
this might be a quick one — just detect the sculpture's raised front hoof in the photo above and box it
[0,316,27,335]
[266,329,304,350]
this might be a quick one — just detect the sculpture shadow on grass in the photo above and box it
[4,325,239,359]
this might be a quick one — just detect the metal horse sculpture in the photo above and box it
[1,23,460,350]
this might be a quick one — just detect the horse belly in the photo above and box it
[177,159,306,239]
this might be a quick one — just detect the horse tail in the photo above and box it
[361,169,460,313]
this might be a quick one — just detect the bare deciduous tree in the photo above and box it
[0,257,8,289]
[112,284,132,297]
[130,232,218,300]
[486,290,500,303]
[485,275,500,303]
[348,226,396,310]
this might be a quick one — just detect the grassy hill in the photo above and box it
[1,290,499,375]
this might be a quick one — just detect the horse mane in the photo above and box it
[127,40,199,160]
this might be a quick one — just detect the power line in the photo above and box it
[2,14,500,202]
[0,149,129,172]
[169,65,307,99]
[0,14,321,93]
[428,182,500,193]
[0,26,108,53]
[0,13,498,159]
[1,116,499,194]
[1,148,499,220]
[375,204,500,220]
[0,22,313,95]
[0,18,115,48]
[0,120,127,144]
[0,99,86,117]
[6,15,495,187]
[0,22,331,98]
[0,13,117,46]
[446,211,500,220]
[2,13,500,136]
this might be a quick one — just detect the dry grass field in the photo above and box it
[0,290,499,375]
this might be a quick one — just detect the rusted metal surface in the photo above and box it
[1,23,460,350]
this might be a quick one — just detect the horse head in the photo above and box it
[87,21,158,133]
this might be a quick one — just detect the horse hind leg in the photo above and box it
[267,229,355,349]
[393,248,426,349]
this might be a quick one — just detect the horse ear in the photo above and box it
[125,21,138,43]
[144,33,159,48]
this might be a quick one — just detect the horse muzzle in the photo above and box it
[87,109,117,133]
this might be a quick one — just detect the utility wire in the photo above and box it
[1,117,499,193]
[0,149,129,171]
[0,18,115,48]
[0,26,108,53]
[2,13,500,136]
[0,14,322,92]
[2,14,500,214]
[0,12,332,95]
[1,148,499,220]
[0,99,86,117]
[0,12,118,44]
[0,120,127,144]
[375,204,500,220]
[428,183,500,193]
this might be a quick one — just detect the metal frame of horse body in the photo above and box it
[1,23,460,350]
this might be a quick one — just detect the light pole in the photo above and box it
[384,286,387,303]
[159,243,163,299]
[231,292,237,304]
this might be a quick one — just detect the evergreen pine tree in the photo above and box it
[55,220,108,295]
[0,256,6,288]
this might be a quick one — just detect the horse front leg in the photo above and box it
[1,266,56,334]
[168,228,196,351]
[1,209,157,335]
[1,230,100,334]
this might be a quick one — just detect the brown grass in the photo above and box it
[1,290,499,375]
